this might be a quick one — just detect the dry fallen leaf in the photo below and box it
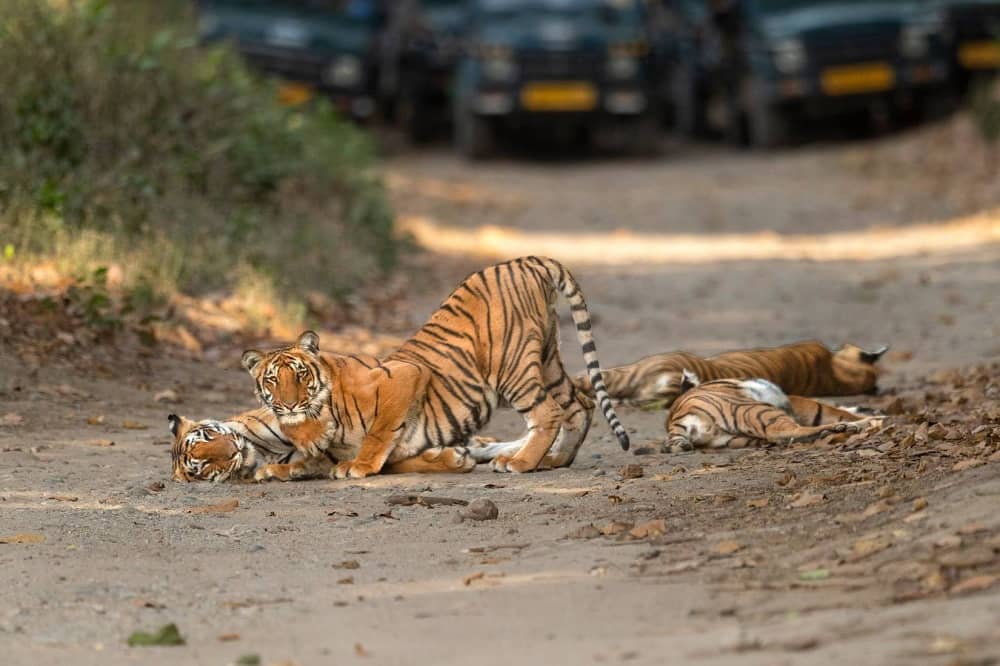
[862,499,894,518]
[154,389,181,404]
[789,491,826,508]
[629,519,666,539]
[462,572,485,586]
[566,524,601,539]
[850,536,892,560]
[187,499,239,514]
[1,412,24,426]
[952,458,985,472]
[620,464,644,479]
[332,560,360,570]
[47,495,78,502]
[912,497,928,512]
[0,533,45,544]
[122,420,149,430]
[87,439,115,447]
[217,633,240,642]
[747,498,769,509]
[354,642,369,657]
[86,415,105,426]
[950,574,997,595]
[601,520,634,537]
[713,540,743,556]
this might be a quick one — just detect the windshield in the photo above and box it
[476,0,643,20]
[206,0,377,19]
[755,0,913,10]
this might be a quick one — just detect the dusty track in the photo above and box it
[2,139,999,666]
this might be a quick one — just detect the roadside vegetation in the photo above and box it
[0,0,397,334]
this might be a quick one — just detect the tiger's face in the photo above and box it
[167,414,257,482]
[240,330,329,425]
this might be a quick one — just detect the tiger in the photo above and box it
[239,256,629,480]
[168,408,480,482]
[573,340,887,407]
[664,370,877,452]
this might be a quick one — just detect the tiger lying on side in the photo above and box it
[168,409,478,482]
[574,340,887,407]
[239,256,629,480]
[664,371,876,452]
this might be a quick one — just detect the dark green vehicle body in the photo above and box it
[453,0,660,157]
[933,0,1000,88]
[196,0,383,119]
[381,0,469,141]
[685,0,952,147]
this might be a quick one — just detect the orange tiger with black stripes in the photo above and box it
[233,256,628,481]
[664,370,878,452]
[573,340,886,407]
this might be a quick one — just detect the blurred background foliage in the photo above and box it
[0,0,397,324]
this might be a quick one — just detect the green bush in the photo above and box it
[0,0,397,310]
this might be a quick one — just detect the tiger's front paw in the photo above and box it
[253,464,290,482]
[332,460,377,479]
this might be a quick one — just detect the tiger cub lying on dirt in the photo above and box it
[238,256,628,480]
[168,409,477,482]
[574,340,887,407]
[664,371,877,452]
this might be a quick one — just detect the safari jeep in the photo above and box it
[381,0,469,141]
[196,0,383,120]
[686,0,952,148]
[452,0,660,158]
[936,0,1000,90]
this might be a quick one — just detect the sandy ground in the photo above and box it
[2,138,1000,666]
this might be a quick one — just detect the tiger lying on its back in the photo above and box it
[665,371,876,452]
[574,340,887,407]
[168,408,480,482]
[240,256,628,480]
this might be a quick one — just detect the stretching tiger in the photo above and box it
[665,370,876,452]
[168,408,478,482]
[574,340,887,407]
[240,256,629,479]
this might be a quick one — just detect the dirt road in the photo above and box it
[2,139,1000,666]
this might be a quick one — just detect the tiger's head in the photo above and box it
[240,330,329,425]
[833,343,888,394]
[167,414,258,482]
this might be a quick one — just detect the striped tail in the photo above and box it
[533,257,631,451]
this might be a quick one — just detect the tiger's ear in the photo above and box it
[296,330,320,355]
[167,413,195,437]
[241,350,263,373]
[859,345,889,365]
[680,369,700,392]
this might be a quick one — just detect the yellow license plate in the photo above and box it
[959,41,1000,69]
[821,63,895,96]
[520,82,597,112]
[278,82,314,107]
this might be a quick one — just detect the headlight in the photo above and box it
[901,10,945,59]
[607,55,639,79]
[324,55,363,88]
[772,38,806,74]
[482,56,517,82]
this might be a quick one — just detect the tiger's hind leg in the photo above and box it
[535,353,594,470]
[384,447,476,474]
[748,412,874,444]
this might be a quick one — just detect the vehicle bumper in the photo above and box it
[757,60,950,114]
[468,85,651,119]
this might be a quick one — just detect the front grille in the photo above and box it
[239,44,328,83]
[518,51,604,80]
[807,30,902,68]
[949,4,1000,40]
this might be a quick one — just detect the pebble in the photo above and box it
[460,499,499,522]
